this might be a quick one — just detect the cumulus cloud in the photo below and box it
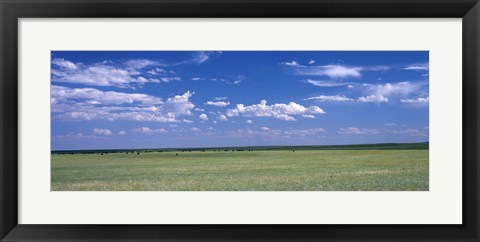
[306,95,353,102]
[199,114,208,121]
[308,60,316,64]
[246,119,253,124]
[133,127,168,134]
[118,130,127,135]
[357,95,389,103]
[52,58,77,69]
[217,115,228,121]
[205,101,230,107]
[51,85,195,122]
[51,85,163,106]
[51,58,178,88]
[302,114,315,119]
[225,99,325,121]
[365,82,422,96]
[358,82,426,103]
[93,128,113,136]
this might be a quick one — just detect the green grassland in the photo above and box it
[51,143,429,191]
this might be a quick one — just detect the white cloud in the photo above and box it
[147,68,167,75]
[282,62,362,79]
[51,58,173,88]
[51,86,195,122]
[400,97,429,103]
[366,65,391,72]
[52,58,77,69]
[246,119,253,124]
[183,119,193,123]
[365,82,422,97]
[320,65,362,78]
[150,77,181,83]
[306,95,353,102]
[133,127,168,134]
[118,130,126,135]
[302,114,315,119]
[162,91,195,116]
[398,129,427,136]
[217,115,228,121]
[192,52,216,64]
[358,82,425,103]
[282,61,301,66]
[205,101,230,107]
[93,128,113,136]
[338,127,382,135]
[305,79,351,87]
[226,99,325,121]
[194,108,205,112]
[357,95,389,103]
[191,77,205,81]
[283,128,325,136]
[225,127,326,139]
[52,132,106,141]
[308,60,316,64]
[214,97,228,101]
[172,51,222,66]
[124,59,162,69]
[51,85,163,106]
[199,114,208,121]
[191,127,201,132]
[404,63,429,71]
[212,75,246,85]
[337,127,426,137]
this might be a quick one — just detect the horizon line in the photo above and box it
[51,141,429,152]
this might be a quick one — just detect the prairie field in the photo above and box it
[51,143,428,191]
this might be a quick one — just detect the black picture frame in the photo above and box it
[1,0,479,241]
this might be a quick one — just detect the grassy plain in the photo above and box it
[51,143,428,191]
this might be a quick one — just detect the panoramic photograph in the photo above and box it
[51,51,429,191]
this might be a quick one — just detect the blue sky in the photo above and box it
[51,51,429,150]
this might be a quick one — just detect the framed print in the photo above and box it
[1,0,479,241]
